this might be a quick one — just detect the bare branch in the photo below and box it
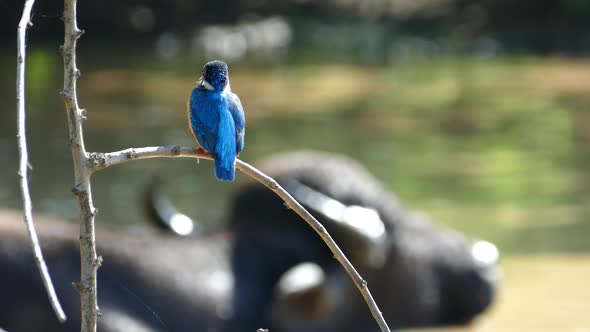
[88,146,209,173]
[16,0,67,323]
[62,0,99,331]
[92,146,392,332]
[235,160,391,332]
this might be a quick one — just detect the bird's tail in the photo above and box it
[215,157,235,181]
[214,111,237,181]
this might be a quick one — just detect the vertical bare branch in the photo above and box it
[61,0,101,331]
[16,0,67,323]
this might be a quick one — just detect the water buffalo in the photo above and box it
[0,150,499,331]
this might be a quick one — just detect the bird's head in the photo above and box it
[200,60,229,91]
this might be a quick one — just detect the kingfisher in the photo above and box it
[188,60,245,181]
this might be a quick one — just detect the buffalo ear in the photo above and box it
[283,179,390,269]
[326,204,389,269]
[272,263,332,322]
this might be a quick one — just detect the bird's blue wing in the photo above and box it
[189,87,219,154]
[227,92,245,154]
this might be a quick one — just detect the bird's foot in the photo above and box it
[196,146,208,163]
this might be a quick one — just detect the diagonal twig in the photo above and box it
[236,160,390,332]
[87,146,392,332]
[16,0,67,323]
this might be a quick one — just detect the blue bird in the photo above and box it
[188,60,245,181]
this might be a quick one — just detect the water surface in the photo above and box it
[1,49,589,257]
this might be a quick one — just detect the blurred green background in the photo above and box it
[2,0,590,330]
